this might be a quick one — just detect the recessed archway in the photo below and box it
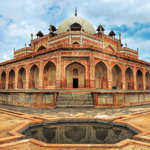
[95,62,108,89]
[112,65,122,89]
[65,62,85,88]
[43,61,56,88]
[29,65,39,89]
[18,67,26,89]
[37,45,46,51]
[8,70,15,89]
[125,67,134,89]
[136,69,143,90]
[1,71,6,89]
[146,72,150,90]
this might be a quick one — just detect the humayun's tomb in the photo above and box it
[0,10,150,108]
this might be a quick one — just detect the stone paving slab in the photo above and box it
[0,112,29,138]
[0,104,150,119]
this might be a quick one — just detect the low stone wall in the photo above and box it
[94,91,150,108]
[0,90,150,108]
[0,91,57,108]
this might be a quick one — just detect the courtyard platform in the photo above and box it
[0,104,150,149]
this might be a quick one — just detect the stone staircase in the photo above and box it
[56,92,94,108]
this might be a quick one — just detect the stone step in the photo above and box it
[56,105,94,108]
[56,92,94,108]
[56,102,93,105]
[57,98,93,101]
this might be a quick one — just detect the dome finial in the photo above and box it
[75,8,77,16]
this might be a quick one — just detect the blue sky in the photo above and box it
[0,0,150,62]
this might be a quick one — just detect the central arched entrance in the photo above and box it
[65,62,85,88]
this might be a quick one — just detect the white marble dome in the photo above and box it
[57,16,96,34]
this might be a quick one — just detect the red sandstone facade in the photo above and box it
[0,14,150,91]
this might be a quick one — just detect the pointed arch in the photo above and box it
[125,67,134,89]
[43,61,56,88]
[136,69,143,90]
[112,65,122,89]
[29,65,39,89]
[65,62,85,88]
[8,69,15,89]
[18,67,26,89]
[95,62,108,89]
[73,41,80,45]
[37,45,46,51]
[71,22,81,31]
[1,71,6,89]
[146,72,150,90]
[106,45,115,53]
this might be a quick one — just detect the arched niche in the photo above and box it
[146,72,150,90]
[112,65,122,89]
[136,69,143,90]
[18,67,26,89]
[37,45,46,51]
[29,65,39,89]
[95,62,108,89]
[1,71,6,89]
[8,70,15,89]
[43,61,56,88]
[65,62,85,88]
[125,67,134,89]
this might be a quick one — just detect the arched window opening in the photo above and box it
[73,68,78,76]
[71,23,81,31]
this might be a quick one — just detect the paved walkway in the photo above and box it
[1,104,150,119]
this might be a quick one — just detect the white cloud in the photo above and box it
[0,0,150,62]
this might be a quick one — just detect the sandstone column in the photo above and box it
[39,61,44,89]
[143,70,146,90]
[133,67,137,90]
[107,64,112,89]
[15,68,18,89]
[56,53,61,88]
[6,70,9,89]
[25,66,30,89]
[122,68,126,90]
[89,52,95,88]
